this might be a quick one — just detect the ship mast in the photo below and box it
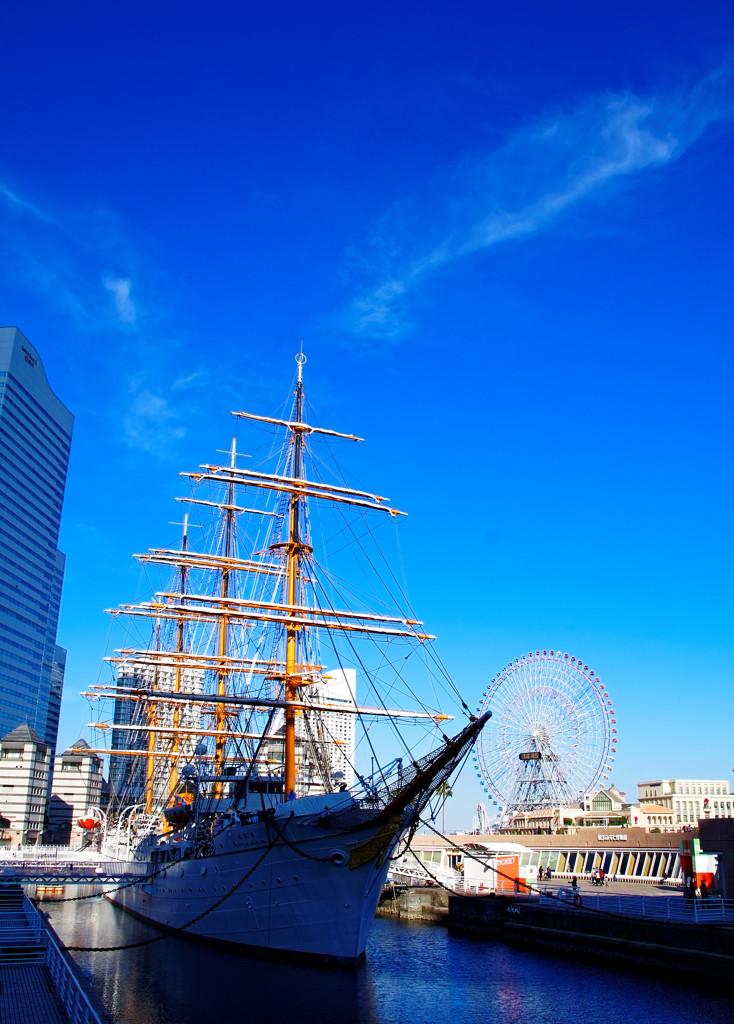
[213,441,237,798]
[169,513,188,798]
[144,617,161,814]
[98,352,442,813]
[284,352,307,797]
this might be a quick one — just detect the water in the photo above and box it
[44,896,734,1024]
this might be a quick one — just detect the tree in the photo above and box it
[435,782,453,835]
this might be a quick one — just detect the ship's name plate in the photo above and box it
[597,834,628,841]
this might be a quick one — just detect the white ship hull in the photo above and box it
[108,805,406,964]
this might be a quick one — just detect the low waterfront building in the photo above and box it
[503,784,628,833]
[0,723,52,846]
[501,779,731,837]
[47,739,104,846]
[406,828,685,889]
[637,778,734,825]
[626,802,676,830]
[582,784,627,823]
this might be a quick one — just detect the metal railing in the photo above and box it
[0,891,104,1023]
[44,921,105,1024]
[538,890,734,923]
[0,846,102,861]
[0,859,149,883]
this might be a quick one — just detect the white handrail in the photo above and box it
[14,893,106,1024]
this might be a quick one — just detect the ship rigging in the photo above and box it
[79,352,488,963]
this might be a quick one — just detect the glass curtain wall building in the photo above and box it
[0,327,74,750]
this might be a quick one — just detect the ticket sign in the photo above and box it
[495,855,520,892]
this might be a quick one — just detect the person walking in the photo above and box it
[687,878,697,908]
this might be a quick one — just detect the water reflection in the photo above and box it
[46,894,376,1024]
[44,896,734,1024]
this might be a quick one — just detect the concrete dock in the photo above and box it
[379,881,734,986]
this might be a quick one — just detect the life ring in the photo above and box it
[573,893,582,908]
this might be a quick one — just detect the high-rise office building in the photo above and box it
[109,662,205,808]
[0,327,73,751]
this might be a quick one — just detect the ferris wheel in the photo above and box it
[474,650,617,818]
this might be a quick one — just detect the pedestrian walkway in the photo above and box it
[0,963,70,1024]
[0,885,105,1024]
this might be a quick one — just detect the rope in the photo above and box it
[276,829,337,863]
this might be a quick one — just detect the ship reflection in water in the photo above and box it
[45,896,734,1024]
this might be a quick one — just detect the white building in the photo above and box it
[0,723,52,846]
[265,667,357,795]
[626,803,676,830]
[637,779,734,826]
[308,668,356,788]
[109,662,205,807]
[504,785,628,833]
[47,739,104,845]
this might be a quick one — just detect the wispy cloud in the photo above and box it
[0,183,55,223]
[104,276,137,325]
[171,368,212,391]
[121,381,187,455]
[0,181,194,456]
[340,64,734,339]
[0,182,145,331]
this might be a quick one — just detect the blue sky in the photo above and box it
[1,2,732,828]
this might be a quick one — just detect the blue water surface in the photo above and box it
[45,898,734,1024]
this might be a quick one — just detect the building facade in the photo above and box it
[402,829,685,890]
[308,668,357,788]
[109,661,205,809]
[47,738,103,845]
[265,667,358,795]
[0,723,52,846]
[637,779,734,825]
[0,328,73,751]
[503,785,628,833]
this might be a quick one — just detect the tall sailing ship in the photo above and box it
[83,353,489,964]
